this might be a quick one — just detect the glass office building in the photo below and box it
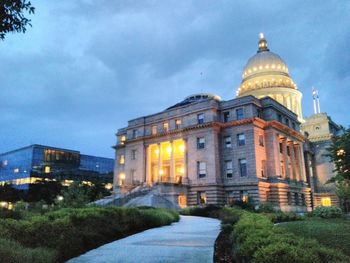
[0,145,114,189]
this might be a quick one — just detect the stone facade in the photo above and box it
[114,95,311,212]
[302,113,341,207]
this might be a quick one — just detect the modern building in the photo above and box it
[113,34,340,211]
[0,144,114,190]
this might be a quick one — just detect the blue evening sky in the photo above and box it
[0,1,349,158]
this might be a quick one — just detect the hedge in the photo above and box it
[0,206,179,262]
[233,213,350,263]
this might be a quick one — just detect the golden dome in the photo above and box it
[237,34,297,96]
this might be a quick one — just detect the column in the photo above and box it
[157,143,161,183]
[183,139,189,184]
[145,145,151,184]
[288,141,297,181]
[282,138,290,179]
[297,143,307,182]
[170,141,175,183]
[274,133,282,176]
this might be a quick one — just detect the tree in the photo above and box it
[0,0,35,40]
[327,128,350,212]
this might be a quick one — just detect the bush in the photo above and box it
[312,206,343,218]
[0,207,179,262]
[0,238,57,263]
[258,202,275,213]
[0,208,23,220]
[233,212,350,263]
[264,211,302,223]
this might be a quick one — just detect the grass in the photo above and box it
[278,217,350,257]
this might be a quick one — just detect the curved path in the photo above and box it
[68,216,221,263]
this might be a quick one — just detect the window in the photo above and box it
[197,113,204,124]
[223,111,230,122]
[197,137,205,149]
[321,197,331,207]
[279,142,283,153]
[198,191,207,204]
[292,122,296,130]
[287,146,290,156]
[197,161,206,178]
[119,155,125,164]
[225,161,233,178]
[285,118,290,127]
[261,160,266,178]
[287,192,292,205]
[278,114,282,123]
[14,168,19,173]
[237,133,245,146]
[131,150,137,160]
[224,136,232,148]
[163,122,169,132]
[239,159,247,177]
[236,108,244,120]
[175,119,182,129]
[151,125,157,135]
[132,129,137,139]
[44,166,51,174]
[120,135,126,145]
[240,190,249,203]
[294,193,299,205]
[259,134,264,147]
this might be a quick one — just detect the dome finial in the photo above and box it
[258,32,269,53]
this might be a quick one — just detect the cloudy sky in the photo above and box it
[0,0,349,158]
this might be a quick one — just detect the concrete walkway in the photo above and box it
[68,216,221,263]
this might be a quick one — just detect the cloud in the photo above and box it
[0,0,349,157]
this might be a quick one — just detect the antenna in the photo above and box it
[312,87,321,114]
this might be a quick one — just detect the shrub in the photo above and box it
[233,212,350,263]
[0,207,179,262]
[258,202,275,213]
[0,208,23,220]
[312,206,343,218]
[265,211,302,223]
[0,238,57,263]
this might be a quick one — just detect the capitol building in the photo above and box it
[113,34,340,212]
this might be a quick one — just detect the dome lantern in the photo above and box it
[258,33,269,53]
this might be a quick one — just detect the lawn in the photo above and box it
[278,217,350,257]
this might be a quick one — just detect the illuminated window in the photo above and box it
[224,136,232,148]
[236,108,244,120]
[119,173,125,186]
[152,125,157,135]
[197,113,204,124]
[240,190,249,203]
[14,168,19,173]
[225,161,233,178]
[239,159,247,177]
[119,155,125,164]
[197,137,205,149]
[178,194,187,208]
[175,119,182,129]
[44,166,51,174]
[197,161,206,178]
[198,191,207,204]
[321,197,331,207]
[163,122,169,132]
[237,133,245,146]
[120,135,126,145]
